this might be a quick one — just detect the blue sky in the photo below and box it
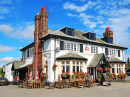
[0,0,130,67]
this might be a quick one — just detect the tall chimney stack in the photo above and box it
[33,6,49,79]
[103,27,113,38]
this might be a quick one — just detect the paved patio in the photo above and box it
[0,82,130,97]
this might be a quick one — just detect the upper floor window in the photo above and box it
[90,34,95,40]
[67,29,74,36]
[118,50,120,57]
[60,41,83,53]
[91,46,98,54]
[27,50,29,57]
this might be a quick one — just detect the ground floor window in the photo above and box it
[111,64,115,73]
[61,61,70,73]
[110,64,124,74]
[73,61,83,72]
[61,61,84,73]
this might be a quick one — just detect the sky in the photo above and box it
[0,0,130,67]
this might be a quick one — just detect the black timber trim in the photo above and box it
[56,57,87,61]
[20,42,34,51]
[108,61,126,63]
[96,54,111,68]
[40,34,128,50]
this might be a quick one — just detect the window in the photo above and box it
[61,61,70,73]
[71,43,73,51]
[91,46,98,54]
[60,41,64,50]
[62,66,65,73]
[105,48,108,55]
[74,44,76,51]
[108,38,113,44]
[27,50,29,57]
[112,68,115,73]
[67,43,70,50]
[118,50,120,57]
[80,44,83,53]
[73,61,83,72]
[67,29,74,36]
[60,41,81,52]
[116,64,123,74]
[66,66,70,72]
[90,34,95,40]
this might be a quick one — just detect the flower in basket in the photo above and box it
[53,64,57,71]
[105,67,110,72]
[44,65,48,68]
[124,73,127,78]
[62,72,70,77]
[41,73,46,79]
[98,67,103,72]
[121,73,124,79]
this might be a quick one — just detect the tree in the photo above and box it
[0,68,3,75]
[126,57,130,72]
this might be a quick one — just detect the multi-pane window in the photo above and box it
[73,61,83,72]
[61,61,70,73]
[105,48,116,57]
[111,64,115,73]
[116,64,123,74]
[91,46,98,54]
[60,41,83,53]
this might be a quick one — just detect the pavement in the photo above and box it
[0,82,130,97]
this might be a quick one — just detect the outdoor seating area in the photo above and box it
[18,73,96,89]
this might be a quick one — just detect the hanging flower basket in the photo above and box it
[53,64,57,71]
[44,65,48,68]
[105,67,110,72]
[97,67,103,72]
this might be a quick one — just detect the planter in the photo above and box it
[61,75,70,80]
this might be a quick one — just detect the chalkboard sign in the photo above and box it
[103,73,111,86]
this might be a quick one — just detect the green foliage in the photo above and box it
[0,68,3,75]
[126,57,130,72]
[97,71,101,79]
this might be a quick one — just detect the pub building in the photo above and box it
[4,6,127,83]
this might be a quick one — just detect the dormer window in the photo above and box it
[60,27,74,36]
[83,32,96,40]
[108,38,113,44]
[67,29,74,36]
[102,37,113,44]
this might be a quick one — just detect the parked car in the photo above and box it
[0,77,9,86]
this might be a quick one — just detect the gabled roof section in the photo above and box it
[20,29,55,51]
[108,58,126,63]
[88,53,110,68]
[12,61,26,70]
[56,52,87,60]
[20,42,34,51]
[41,27,127,50]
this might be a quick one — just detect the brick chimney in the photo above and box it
[103,27,113,38]
[34,6,49,79]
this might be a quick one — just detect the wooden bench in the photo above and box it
[18,80,24,88]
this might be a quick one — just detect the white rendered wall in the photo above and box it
[5,63,13,81]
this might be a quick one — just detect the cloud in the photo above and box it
[0,57,21,66]
[63,1,96,12]
[0,44,15,52]
[67,13,78,17]
[0,0,13,5]
[0,15,4,19]
[0,6,10,14]
[63,0,130,49]
[0,23,34,40]
[0,57,14,64]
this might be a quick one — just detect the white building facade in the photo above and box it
[20,27,127,82]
